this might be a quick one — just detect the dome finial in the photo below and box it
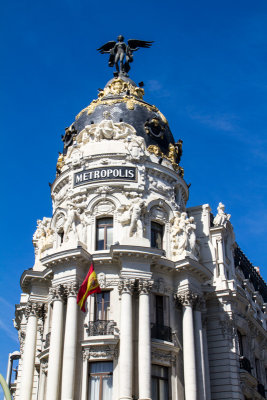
[97,36,154,77]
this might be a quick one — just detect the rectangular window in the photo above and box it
[151,222,164,249]
[89,361,113,400]
[156,295,164,326]
[152,365,169,400]
[94,292,110,321]
[96,218,113,250]
[237,330,244,356]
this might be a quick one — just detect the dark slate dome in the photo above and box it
[71,76,176,156]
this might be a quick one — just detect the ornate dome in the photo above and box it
[62,76,181,164]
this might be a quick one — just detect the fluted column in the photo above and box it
[138,279,153,400]
[118,278,135,400]
[46,285,65,400]
[20,302,42,400]
[61,282,79,400]
[178,292,198,400]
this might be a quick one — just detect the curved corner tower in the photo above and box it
[12,38,267,400]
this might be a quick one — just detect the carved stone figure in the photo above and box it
[125,134,145,160]
[63,199,87,242]
[97,35,153,76]
[213,202,231,227]
[78,113,136,144]
[33,218,53,260]
[119,200,146,237]
[171,212,198,259]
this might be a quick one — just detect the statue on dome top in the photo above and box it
[97,35,153,76]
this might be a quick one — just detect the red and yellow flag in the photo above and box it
[77,263,101,312]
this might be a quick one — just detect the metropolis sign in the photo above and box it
[74,166,137,187]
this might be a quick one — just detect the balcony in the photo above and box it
[257,383,266,398]
[239,356,252,373]
[151,323,172,342]
[88,320,116,336]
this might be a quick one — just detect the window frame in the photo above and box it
[151,364,170,400]
[94,291,110,321]
[151,221,164,250]
[95,217,113,250]
[88,361,113,400]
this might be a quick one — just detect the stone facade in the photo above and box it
[8,75,267,400]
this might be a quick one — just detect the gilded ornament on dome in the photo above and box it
[147,145,162,157]
[126,99,135,110]
[56,152,65,176]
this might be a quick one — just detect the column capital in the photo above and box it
[137,279,154,295]
[175,290,199,307]
[25,301,43,320]
[49,284,66,302]
[118,278,135,295]
[65,281,80,297]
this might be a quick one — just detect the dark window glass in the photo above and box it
[96,218,113,250]
[89,361,113,400]
[151,222,164,249]
[156,295,164,326]
[152,365,169,400]
[94,292,110,321]
[237,330,244,356]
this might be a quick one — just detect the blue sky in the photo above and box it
[1,0,267,390]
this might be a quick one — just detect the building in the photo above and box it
[8,42,267,400]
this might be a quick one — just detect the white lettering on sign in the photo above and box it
[74,166,137,187]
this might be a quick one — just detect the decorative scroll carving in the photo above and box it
[137,279,154,295]
[151,349,176,366]
[83,345,118,361]
[213,202,231,227]
[118,278,135,295]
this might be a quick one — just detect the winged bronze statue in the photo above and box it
[97,35,153,76]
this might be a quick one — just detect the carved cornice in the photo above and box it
[49,285,66,302]
[118,278,135,295]
[151,349,176,366]
[137,279,154,295]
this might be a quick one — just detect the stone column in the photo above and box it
[194,300,205,400]
[81,350,89,400]
[38,359,48,400]
[46,285,65,400]
[118,278,135,400]
[178,292,198,400]
[137,279,153,400]
[202,318,211,400]
[61,282,79,400]
[20,302,41,400]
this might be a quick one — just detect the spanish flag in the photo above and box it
[77,263,101,312]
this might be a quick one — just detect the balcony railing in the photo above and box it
[88,320,116,336]
[151,323,172,342]
[239,356,252,373]
[257,383,266,398]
